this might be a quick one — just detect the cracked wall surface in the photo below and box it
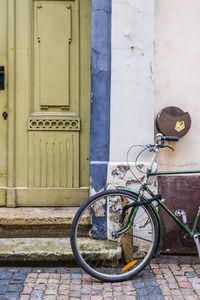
[90,0,155,194]
[110,0,155,162]
[107,162,157,196]
[90,1,156,250]
[108,0,155,191]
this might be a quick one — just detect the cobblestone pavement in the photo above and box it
[0,256,199,300]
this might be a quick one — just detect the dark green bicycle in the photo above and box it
[70,134,200,282]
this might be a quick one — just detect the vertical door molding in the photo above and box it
[76,0,80,116]
[7,0,16,207]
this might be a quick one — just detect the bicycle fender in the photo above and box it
[116,186,163,256]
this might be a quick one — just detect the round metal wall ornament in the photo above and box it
[156,106,191,138]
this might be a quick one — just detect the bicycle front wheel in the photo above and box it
[70,190,158,282]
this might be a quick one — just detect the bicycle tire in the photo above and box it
[70,190,159,282]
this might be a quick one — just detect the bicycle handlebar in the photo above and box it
[127,134,179,178]
[164,136,179,142]
[156,133,179,143]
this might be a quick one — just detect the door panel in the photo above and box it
[27,131,79,188]
[35,1,71,108]
[7,0,91,206]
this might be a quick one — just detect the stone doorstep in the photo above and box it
[0,207,82,225]
[0,238,74,261]
[0,207,91,238]
[0,237,120,261]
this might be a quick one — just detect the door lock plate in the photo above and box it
[0,66,5,90]
[2,112,7,120]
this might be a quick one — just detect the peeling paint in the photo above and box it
[90,197,107,239]
[107,163,158,195]
[107,192,156,253]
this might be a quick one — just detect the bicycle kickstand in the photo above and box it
[193,234,200,259]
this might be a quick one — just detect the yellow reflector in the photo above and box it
[121,260,138,272]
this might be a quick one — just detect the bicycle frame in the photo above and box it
[143,182,200,238]
[116,142,200,256]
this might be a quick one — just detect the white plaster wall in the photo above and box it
[155,0,200,170]
[110,0,155,163]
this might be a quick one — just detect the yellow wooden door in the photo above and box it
[6,0,91,207]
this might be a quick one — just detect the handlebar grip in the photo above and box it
[164,136,179,142]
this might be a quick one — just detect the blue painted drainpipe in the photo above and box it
[90,0,111,194]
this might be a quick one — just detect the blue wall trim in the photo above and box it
[90,0,111,192]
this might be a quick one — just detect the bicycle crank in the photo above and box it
[178,222,199,248]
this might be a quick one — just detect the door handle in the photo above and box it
[0,66,4,90]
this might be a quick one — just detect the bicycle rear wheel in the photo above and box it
[70,190,158,282]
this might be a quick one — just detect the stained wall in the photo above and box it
[155,0,200,171]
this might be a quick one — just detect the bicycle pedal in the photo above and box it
[193,234,200,258]
[175,209,187,224]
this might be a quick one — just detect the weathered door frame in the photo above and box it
[7,0,16,207]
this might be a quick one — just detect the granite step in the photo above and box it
[0,237,120,262]
[0,207,89,238]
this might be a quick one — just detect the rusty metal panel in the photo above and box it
[158,175,200,254]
